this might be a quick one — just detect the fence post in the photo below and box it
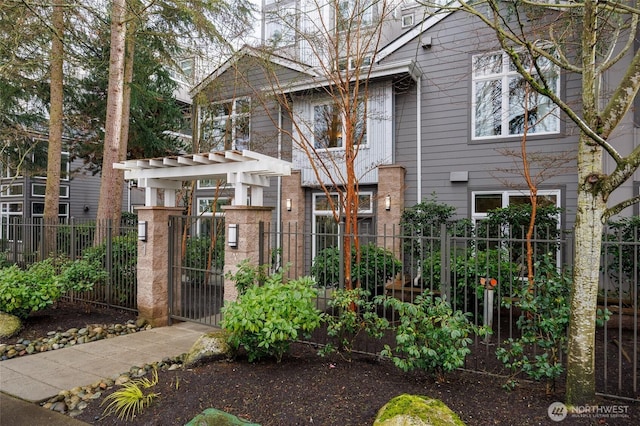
[70,217,76,261]
[339,221,345,290]
[440,223,451,303]
[258,221,265,265]
[39,219,45,261]
[106,219,113,306]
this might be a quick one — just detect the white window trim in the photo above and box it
[1,202,23,242]
[471,50,560,140]
[1,183,23,198]
[312,99,368,151]
[200,98,251,151]
[196,196,229,236]
[401,13,414,28]
[31,183,69,198]
[34,151,70,181]
[31,202,69,219]
[471,189,561,228]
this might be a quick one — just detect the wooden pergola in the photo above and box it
[114,150,292,207]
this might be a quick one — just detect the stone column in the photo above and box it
[377,165,406,259]
[222,206,274,303]
[136,206,183,327]
[280,171,305,280]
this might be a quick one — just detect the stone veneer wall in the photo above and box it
[280,171,306,280]
[376,165,406,259]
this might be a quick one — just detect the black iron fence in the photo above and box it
[262,221,639,401]
[0,218,138,311]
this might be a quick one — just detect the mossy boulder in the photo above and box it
[374,394,465,426]
[185,408,260,426]
[183,329,231,367]
[0,312,22,338]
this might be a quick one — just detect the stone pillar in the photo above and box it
[377,165,406,259]
[280,171,305,280]
[223,206,274,303]
[136,206,183,327]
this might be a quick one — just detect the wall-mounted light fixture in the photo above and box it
[83,205,90,212]
[286,199,292,211]
[138,221,147,242]
[228,224,238,248]
[385,195,391,211]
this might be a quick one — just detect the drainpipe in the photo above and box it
[416,75,422,203]
[276,102,283,249]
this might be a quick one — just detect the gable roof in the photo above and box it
[190,45,317,97]
[376,6,456,63]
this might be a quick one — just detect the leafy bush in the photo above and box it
[60,258,108,292]
[495,254,571,394]
[311,243,401,295]
[222,274,322,362]
[319,288,389,360]
[225,259,269,296]
[381,295,486,381]
[0,256,102,319]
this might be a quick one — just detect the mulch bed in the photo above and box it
[3,302,638,425]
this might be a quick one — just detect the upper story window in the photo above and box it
[401,13,414,28]
[313,100,367,149]
[472,50,559,139]
[265,6,296,46]
[200,98,251,151]
[338,0,374,31]
[170,58,194,84]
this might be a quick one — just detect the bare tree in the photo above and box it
[425,0,640,405]
[230,0,397,290]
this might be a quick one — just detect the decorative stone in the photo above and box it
[0,312,22,338]
[185,408,260,426]
[183,330,231,368]
[373,394,465,426]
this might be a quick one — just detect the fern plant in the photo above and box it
[101,369,160,421]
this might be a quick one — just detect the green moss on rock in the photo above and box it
[374,394,466,426]
[0,312,22,338]
[185,408,260,426]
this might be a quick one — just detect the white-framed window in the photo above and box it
[0,160,21,179]
[312,191,374,257]
[265,6,296,46]
[401,13,414,27]
[31,183,69,198]
[472,189,560,224]
[169,58,194,84]
[34,151,70,181]
[313,100,367,149]
[197,179,228,190]
[200,98,251,152]
[472,50,560,139]
[336,55,372,71]
[1,202,23,241]
[31,202,69,220]
[1,184,23,197]
[196,197,230,236]
[338,0,374,31]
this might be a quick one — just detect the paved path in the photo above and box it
[0,321,213,425]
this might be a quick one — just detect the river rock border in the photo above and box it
[0,319,150,360]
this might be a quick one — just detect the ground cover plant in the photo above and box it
[2,301,638,425]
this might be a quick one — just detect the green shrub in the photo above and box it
[222,274,322,362]
[0,259,61,318]
[60,258,108,292]
[319,288,389,360]
[495,254,571,394]
[311,243,401,295]
[225,259,269,296]
[381,295,486,381]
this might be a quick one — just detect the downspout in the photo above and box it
[276,102,283,245]
[416,75,422,203]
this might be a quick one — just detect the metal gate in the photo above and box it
[168,215,225,326]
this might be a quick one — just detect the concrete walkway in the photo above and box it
[0,321,213,425]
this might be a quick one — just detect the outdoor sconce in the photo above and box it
[228,224,238,248]
[286,199,292,211]
[138,221,147,242]
[385,195,391,211]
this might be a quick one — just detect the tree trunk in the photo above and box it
[566,134,605,406]
[96,0,127,243]
[44,1,64,256]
